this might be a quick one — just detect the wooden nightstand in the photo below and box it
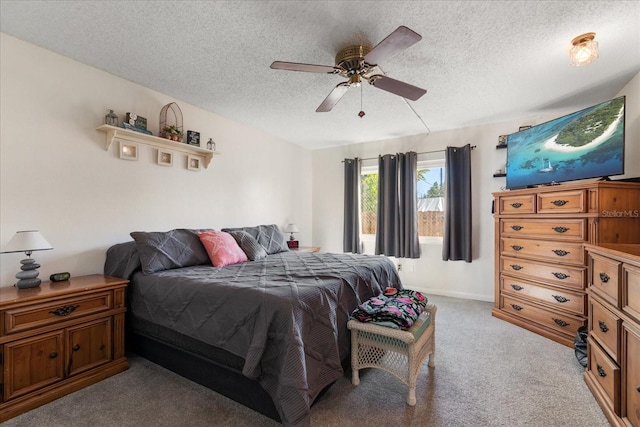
[0,275,129,422]
[290,246,321,253]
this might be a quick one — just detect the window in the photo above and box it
[360,158,446,238]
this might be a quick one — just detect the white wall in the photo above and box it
[0,33,312,287]
[312,71,640,302]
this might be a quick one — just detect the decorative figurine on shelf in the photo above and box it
[162,125,183,142]
[105,109,119,126]
[206,138,216,151]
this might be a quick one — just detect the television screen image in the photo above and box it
[506,96,625,189]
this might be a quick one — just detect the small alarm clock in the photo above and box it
[50,272,71,282]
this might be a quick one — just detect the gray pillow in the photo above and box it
[130,229,211,274]
[227,230,268,261]
[222,224,289,255]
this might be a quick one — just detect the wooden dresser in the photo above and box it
[493,181,640,347]
[0,275,129,422]
[584,244,640,427]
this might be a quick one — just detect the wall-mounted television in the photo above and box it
[506,96,625,190]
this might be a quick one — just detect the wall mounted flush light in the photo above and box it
[570,32,598,66]
[1,230,53,288]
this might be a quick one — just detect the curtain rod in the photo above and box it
[343,145,476,162]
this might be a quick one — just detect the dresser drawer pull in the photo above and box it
[510,264,523,271]
[552,226,569,233]
[49,305,80,317]
[551,200,569,206]
[510,284,524,291]
[511,245,523,251]
[552,272,569,280]
[599,272,610,283]
[597,364,607,378]
[49,352,58,359]
[552,295,569,303]
[72,344,81,351]
[511,304,523,311]
[510,225,523,231]
[637,385,640,393]
[598,321,609,333]
[552,249,569,257]
[553,318,569,327]
[510,202,523,208]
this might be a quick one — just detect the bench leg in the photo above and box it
[407,387,416,406]
[352,368,360,386]
[428,352,435,367]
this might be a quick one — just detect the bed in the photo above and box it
[104,227,401,426]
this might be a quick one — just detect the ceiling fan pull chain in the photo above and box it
[359,84,365,118]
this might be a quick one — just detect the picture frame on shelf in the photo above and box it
[187,155,201,171]
[125,113,147,130]
[186,130,200,146]
[119,140,138,161]
[157,149,173,166]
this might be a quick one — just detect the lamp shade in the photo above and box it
[570,32,598,66]
[2,230,53,254]
[285,224,300,233]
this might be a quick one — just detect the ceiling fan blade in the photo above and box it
[316,83,350,112]
[370,76,426,101]
[270,61,338,74]
[364,26,422,65]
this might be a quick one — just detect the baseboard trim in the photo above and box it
[407,286,494,303]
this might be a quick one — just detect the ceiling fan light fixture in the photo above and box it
[570,32,598,66]
[348,74,362,87]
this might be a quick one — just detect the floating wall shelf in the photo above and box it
[96,124,218,168]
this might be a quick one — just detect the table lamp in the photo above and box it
[1,230,53,288]
[285,223,299,241]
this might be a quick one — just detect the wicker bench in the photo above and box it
[347,303,436,406]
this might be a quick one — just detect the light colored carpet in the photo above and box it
[2,295,608,427]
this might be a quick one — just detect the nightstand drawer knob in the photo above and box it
[49,352,58,359]
[49,304,79,317]
[597,364,606,377]
[598,321,608,333]
[599,273,610,283]
[72,344,81,351]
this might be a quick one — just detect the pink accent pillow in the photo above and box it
[197,231,248,267]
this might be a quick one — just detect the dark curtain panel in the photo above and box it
[343,158,362,253]
[442,144,472,262]
[375,152,420,258]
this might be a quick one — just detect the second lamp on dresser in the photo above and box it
[492,181,640,347]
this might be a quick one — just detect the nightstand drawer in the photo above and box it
[587,339,621,415]
[589,253,621,306]
[589,297,621,362]
[501,238,584,265]
[500,275,585,316]
[537,190,586,214]
[3,292,112,335]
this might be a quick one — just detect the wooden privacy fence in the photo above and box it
[361,211,444,237]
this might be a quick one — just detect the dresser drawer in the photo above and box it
[500,218,587,241]
[622,323,640,427]
[501,238,584,265]
[537,190,587,214]
[497,194,536,215]
[589,253,622,306]
[622,263,640,323]
[3,292,113,335]
[589,297,621,362]
[501,256,586,290]
[501,274,586,316]
[501,294,585,338]
[587,339,621,415]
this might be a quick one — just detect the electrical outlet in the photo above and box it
[397,263,403,271]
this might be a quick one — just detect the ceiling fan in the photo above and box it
[270,26,427,112]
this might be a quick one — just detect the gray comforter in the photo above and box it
[105,244,401,426]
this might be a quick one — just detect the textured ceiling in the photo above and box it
[1,1,639,150]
